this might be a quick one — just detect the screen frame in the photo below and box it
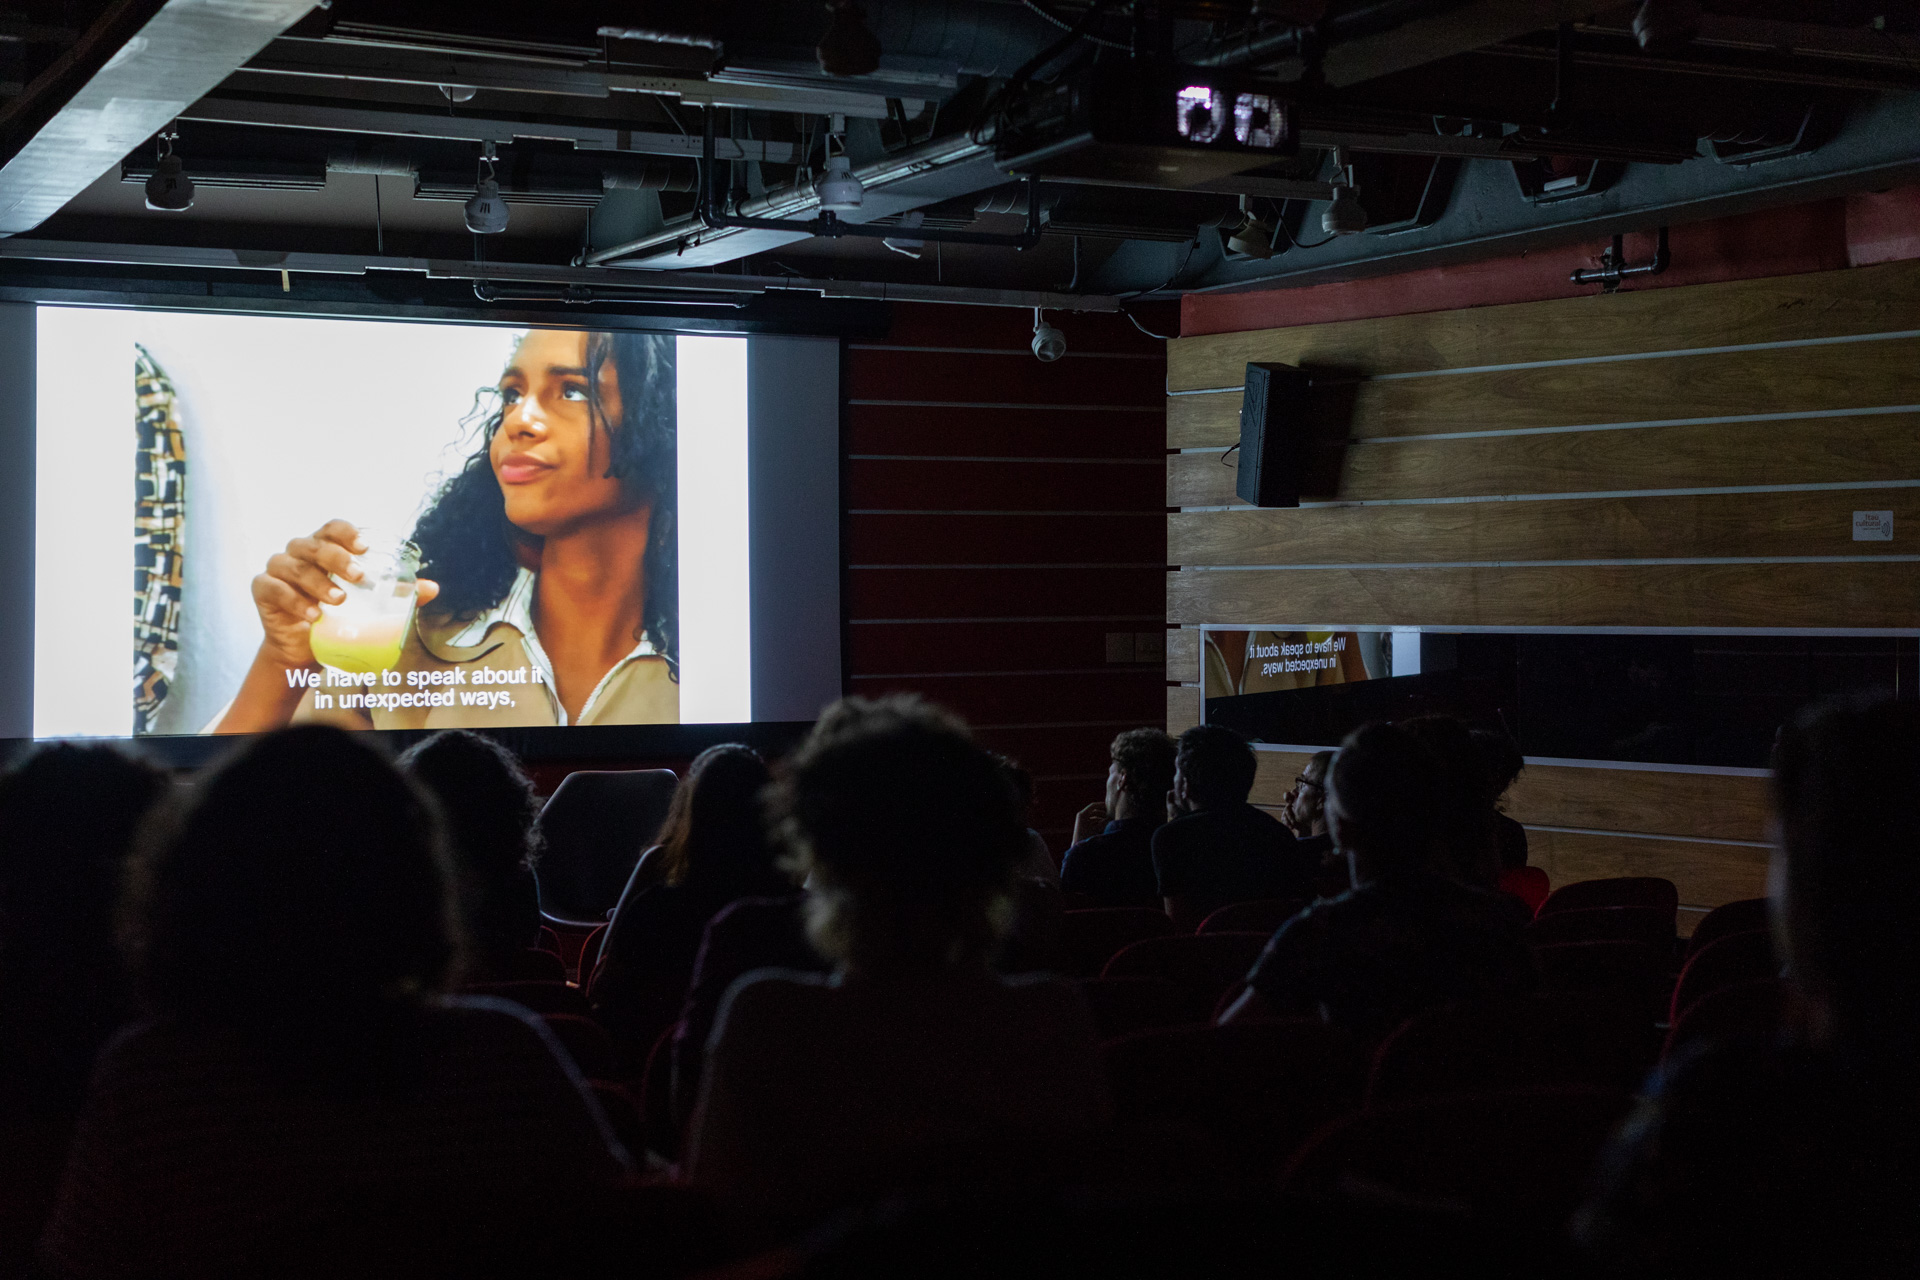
[2,296,847,765]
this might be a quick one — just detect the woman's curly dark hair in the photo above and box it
[409,330,678,674]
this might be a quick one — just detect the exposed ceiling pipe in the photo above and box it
[0,0,321,236]
[0,236,1122,311]
[582,128,992,266]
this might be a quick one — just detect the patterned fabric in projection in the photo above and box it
[134,344,186,734]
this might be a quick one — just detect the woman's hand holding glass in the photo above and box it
[251,520,439,669]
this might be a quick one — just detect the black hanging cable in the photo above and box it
[373,174,384,254]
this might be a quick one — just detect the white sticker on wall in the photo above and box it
[1853,510,1894,541]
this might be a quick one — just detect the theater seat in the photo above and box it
[1531,941,1671,1023]
[1196,898,1308,936]
[1537,877,1679,928]
[1662,976,1786,1062]
[1101,1020,1363,1175]
[1101,932,1269,1007]
[1076,976,1208,1040]
[1525,905,1674,952]
[586,1080,647,1161]
[501,948,568,983]
[1685,897,1770,959]
[1282,1086,1631,1217]
[542,1013,616,1080]
[534,769,678,927]
[1367,990,1655,1105]
[1668,929,1776,1023]
[1059,908,1176,978]
[1497,866,1551,914]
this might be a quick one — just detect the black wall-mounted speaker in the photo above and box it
[1234,362,1311,508]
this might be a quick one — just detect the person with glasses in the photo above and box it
[1282,750,1338,887]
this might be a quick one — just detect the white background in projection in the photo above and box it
[33,307,750,736]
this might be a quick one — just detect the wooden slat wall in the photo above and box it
[847,305,1170,851]
[1167,260,1920,925]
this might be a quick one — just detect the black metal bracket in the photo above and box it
[1571,225,1669,292]
[696,112,1044,250]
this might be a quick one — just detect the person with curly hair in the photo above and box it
[214,328,678,732]
[684,696,1108,1235]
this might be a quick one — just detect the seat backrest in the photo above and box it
[1525,905,1674,952]
[1100,1020,1364,1175]
[1196,897,1309,936]
[500,948,568,983]
[1662,976,1786,1063]
[1531,940,1672,1022]
[1282,1086,1631,1215]
[1075,976,1208,1040]
[1367,990,1654,1105]
[1537,877,1678,924]
[1685,897,1770,959]
[462,980,592,1019]
[1101,932,1269,1004]
[1059,908,1177,978]
[1669,929,1777,1022]
[541,1013,615,1079]
[533,769,678,925]
[1497,865,1551,914]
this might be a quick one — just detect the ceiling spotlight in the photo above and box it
[144,131,193,212]
[464,141,509,235]
[1632,0,1701,52]
[1031,308,1066,363]
[1226,196,1275,260]
[1320,146,1367,236]
[816,0,882,77]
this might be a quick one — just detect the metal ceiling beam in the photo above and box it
[178,93,801,162]
[1186,90,1920,296]
[0,0,321,236]
[0,237,1122,311]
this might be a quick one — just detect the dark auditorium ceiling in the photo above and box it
[0,0,1914,316]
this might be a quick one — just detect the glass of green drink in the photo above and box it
[308,530,421,673]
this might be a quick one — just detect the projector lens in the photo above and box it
[1175,85,1227,144]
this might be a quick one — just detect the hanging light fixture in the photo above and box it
[1226,196,1275,259]
[1031,308,1066,363]
[1321,146,1368,236]
[815,0,882,77]
[144,131,194,212]
[464,141,509,235]
[816,116,863,210]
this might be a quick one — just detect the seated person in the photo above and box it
[0,746,167,1271]
[592,745,794,1064]
[397,730,544,981]
[1578,694,1920,1277]
[40,727,628,1278]
[997,755,1058,884]
[1153,726,1314,931]
[1283,749,1346,896]
[684,696,1108,1236]
[1399,715,1501,890]
[1219,722,1536,1041]
[1058,728,1176,908]
[1470,728,1529,871]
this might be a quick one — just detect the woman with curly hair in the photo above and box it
[214,328,678,731]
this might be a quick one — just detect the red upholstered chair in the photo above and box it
[1663,976,1787,1063]
[1532,941,1672,1023]
[638,1023,679,1160]
[1367,990,1655,1105]
[1498,865,1551,914]
[499,948,569,982]
[1102,932,1269,1007]
[463,980,593,1019]
[1059,908,1177,978]
[1537,877,1679,926]
[1196,898,1309,936]
[1525,905,1675,952]
[1668,929,1777,1023]
[1076,976,1209,1040]
[1101,1020,1364,1175]
[1685,897,1770,959]
[535,769,679,927]
[1282,1086,1631,1216]
[577,923,610,993]
[542,1013,617,1080]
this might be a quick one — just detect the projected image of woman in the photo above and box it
[213,329,679,731]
